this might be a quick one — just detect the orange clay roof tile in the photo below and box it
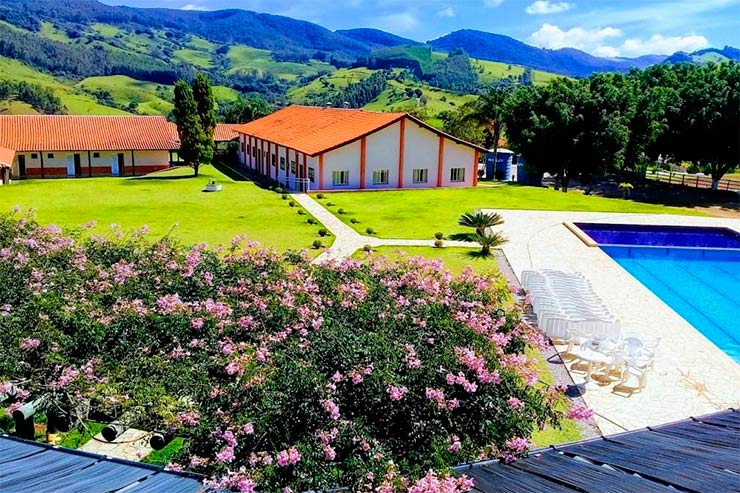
[213,123,240,142]
[0,115,180,152]
[234,106,407,156]
[0,146,15,166]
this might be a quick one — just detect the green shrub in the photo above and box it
[434,239,444,248]
[318,228,328,237]
[275,187,284,194]
[307,218,317,225]
[288,200,296,207]
[365,227,376,235]
[316,193,325,199]
[337,208,346,215]
[326,202,335,207]
[312,239,324,249]
[350,218,360,224]
[0,211,569,493]
[363,244,372,252]
[297,209,306,215]
[434,232,444,240]
[281,193,288,200]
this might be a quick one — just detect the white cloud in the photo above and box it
[525,1,574,15]
[372,11,419,34]
[484,0,504,8]
[437,7,455,17]
[592,45,620,58]
[180,3,209,10]
[528,23,621,50]
[618,34,710,56]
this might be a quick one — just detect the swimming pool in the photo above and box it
[574,223,740,363]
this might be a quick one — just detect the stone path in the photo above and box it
[79,427,152,461]
[291,193,472,263]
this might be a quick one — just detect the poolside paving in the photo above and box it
[490,209,740,435]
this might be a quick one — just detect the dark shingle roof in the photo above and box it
[456,409,740,493]
[0,434,217,492]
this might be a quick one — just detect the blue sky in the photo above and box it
[102,0,740,57]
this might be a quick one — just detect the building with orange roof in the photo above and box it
[234,105,486,191]
[0,115,179,179]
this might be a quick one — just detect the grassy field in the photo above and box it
[472,58,561,85]
[351,245,582,447]
[1,168,331,252]
[76,75,173,115]
[288,67,375,102]
[314,184,706,239]
[174,48,213,68]
[227,45,335,80]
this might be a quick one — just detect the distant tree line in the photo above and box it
[0,80,65,114]
[423,49,478,94]
[442,62,739,190]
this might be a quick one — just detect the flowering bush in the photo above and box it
[0,211,569,492]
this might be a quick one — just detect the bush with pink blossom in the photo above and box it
[0,211,570,492]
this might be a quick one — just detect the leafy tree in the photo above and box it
[192,73,217,167]
[671,62,740,188]
[465,83,514,161]
[217,94,272,123]
[172,80,207,177]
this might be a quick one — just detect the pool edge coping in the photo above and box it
[563,221,598,247]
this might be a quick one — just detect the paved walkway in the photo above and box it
[491,209,740,435]
[79,427,152,461]
[291,193,471,262]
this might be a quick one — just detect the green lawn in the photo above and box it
[2,168,331,252]
[227,45,335,80]
[315,184,706,239]
[352,245,582,447]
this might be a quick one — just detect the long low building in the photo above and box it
[234,105,486,191]
[0,115,180,179]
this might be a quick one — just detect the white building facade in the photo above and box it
[236,106,483,191]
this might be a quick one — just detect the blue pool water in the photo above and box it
[576,224,740,363]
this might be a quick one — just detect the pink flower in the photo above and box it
[323,399,340,420]
[388,385,408,401]
[243,423,254,434]
[191,318,204,329]
[565,402,594,421]
[20,338,41,350]
[507,396,524,409]
[276,447,301,467]
[177,411,200,426]
[448,435,462,453]
[323,445,336,461]
[215,446,235,463]
[331,371,343,382]
[505,436,531,454]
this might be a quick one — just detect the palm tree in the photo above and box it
[474,231,508,256]
[450,211,508,255]
[457,211,505,236]
[463,84,514,169]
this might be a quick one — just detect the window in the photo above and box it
[280,157,286,170]
[450,167,465,182]
[272,154,277,167]
[93,152,100,158]
[412,168,428,183]
[252,147,256,157]
[372,169,389,185]
[31,153,38,159]
[47,153,54,159]
[332,170,349,186]
[308,167,315,183]
[290,161,296,174]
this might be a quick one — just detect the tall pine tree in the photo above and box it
[192,73,216,167]
[173,80,206,177]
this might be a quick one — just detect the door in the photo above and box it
[17,155,26,177]
[117,153,125,176]
[73,154,82,176]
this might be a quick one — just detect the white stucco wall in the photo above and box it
[364,121,401,189]
[13,150,169,177]
[402,119,440,189]
[441,140,476,187]
[322,140,361,189]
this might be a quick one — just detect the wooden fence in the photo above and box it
[646,169,740,192]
